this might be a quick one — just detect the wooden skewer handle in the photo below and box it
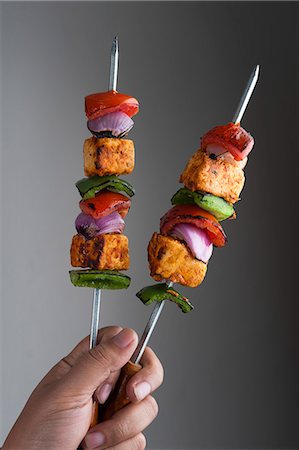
[99,360,142,422]
[90,400,99,428]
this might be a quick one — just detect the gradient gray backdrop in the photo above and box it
[0,2,298,449]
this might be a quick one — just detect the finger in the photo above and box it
[40,327,124,386]
[93,327,127,404]
[82,396,157,449]
[125,347,164,403]
[62,328,138,396]
[64,326,124,367]
[99,433,146,450]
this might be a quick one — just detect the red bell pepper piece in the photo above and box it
[79,190,131,220]
[201,122,254,161]
[85,90,139,121]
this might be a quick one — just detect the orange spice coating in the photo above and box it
[180,149,245,204]
[70,233,129,271]
[148,232,207,288]
[83,137,134,177]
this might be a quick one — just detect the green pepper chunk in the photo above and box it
[171,187,234,221]
[69,269,131,289]
[76,175,135,200]
[136,283,194,313]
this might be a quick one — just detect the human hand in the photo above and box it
[3,326,164,450]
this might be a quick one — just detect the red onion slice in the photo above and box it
[206,144,248,169]
[87,111,134,138]
[237,156,248,169]
[75,211,125,239]
[206,143,227,157]
[170,223,213,263]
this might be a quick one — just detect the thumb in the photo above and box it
[61,328,138,396]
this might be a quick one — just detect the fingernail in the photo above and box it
[133,381,151,401]
[85,431,105,448]
[97,383,113,404]
[112,328,135,348]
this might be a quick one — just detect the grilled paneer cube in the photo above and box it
[148,232,207,288]
[70,233,129,271]
[84,137,134,177]
[180,149,245,204]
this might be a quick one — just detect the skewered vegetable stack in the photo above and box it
[69,90,139,289]
[138,122,254,311]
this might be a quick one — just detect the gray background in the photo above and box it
[0,2,298,449]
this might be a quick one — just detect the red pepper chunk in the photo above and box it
[79,191,131,220]
[201,122,254,161]
[160,204,227,248]
[85,90,139,121]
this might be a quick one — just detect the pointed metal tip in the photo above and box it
[109,36,119,91]
[232,65,260,124]
[110,37,119,53]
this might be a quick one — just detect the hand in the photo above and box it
[2,326,164,450]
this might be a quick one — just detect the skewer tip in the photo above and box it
[254,64,260,78]
[109,36,119,91]
[112,36,119,50]
[232,64,260,124]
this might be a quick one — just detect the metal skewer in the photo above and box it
[131,282,172,364]
[89,37,119,351]
[109,36,119,91]
[232,65,259,124]
[89,288,101,349]
[132,65,260,363]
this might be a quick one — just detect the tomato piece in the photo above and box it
[160,204,227,247]
[85,90,139,121]
[79,190,131,220]
[201,122,254,161]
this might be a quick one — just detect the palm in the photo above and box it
[25,360,94,448]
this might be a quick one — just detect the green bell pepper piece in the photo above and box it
[136,283,194,313]
[76,175,135,200]
[171,187,234,221]
[69,269,131,289]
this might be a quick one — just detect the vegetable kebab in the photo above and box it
[68,37,139,426]
[99,65,259,421]
[70,40,138,291]
[139,65,259,310]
